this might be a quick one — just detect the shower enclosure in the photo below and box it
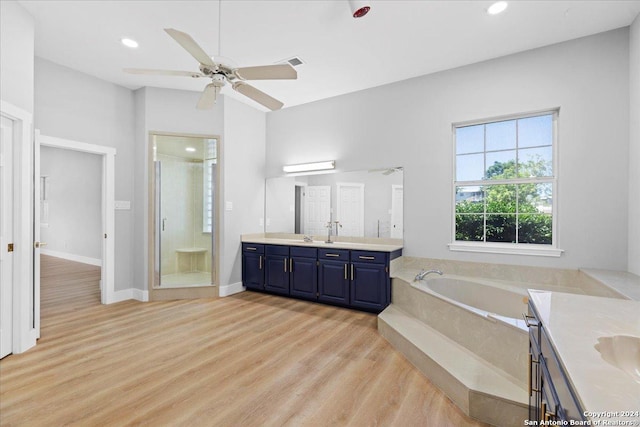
[151,134,218,289]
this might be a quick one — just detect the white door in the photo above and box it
[33,132,42,338]
[0,116,14,358]
[390,185,404,239]
[336,183,364,237]
[304,186,331,236]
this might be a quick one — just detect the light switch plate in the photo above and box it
[115,200,131,210]
[225,201,233,211]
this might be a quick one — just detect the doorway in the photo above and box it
[148,132,220,300]
[0,100,36,356]
[36,132,116,305]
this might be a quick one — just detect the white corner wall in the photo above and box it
[0,1,34,113]
[133,87,225,291]
[34,58,136,291]
[629,14,640,275]
[221,96,266,288]
[267,28,630,270]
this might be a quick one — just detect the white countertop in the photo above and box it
[528,290,640,422]
[581,268,640,301]
[241,235,403,252]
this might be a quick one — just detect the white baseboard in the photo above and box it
[110,288,149,303]
[219,281,245,297]
[41,248,102,267]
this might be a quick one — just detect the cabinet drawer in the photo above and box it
[243,243,264,254]
[266,245,289,256]
[290,246,317,258]
[318,248,349,261]
[351,250,386,264]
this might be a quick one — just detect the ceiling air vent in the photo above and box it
[283,56,305,67]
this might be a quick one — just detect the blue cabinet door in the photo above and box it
[243,252,264,290]
[265,255,290,295]
[318,260,349,306]
[290,257,318,299]
[350,262,387,311]
[264,245,290,295]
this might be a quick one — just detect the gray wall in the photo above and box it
[267,28,631,271]
[40,146,102,261]
[0,1,34,113]
[34,58,136,291]
[221,96,266,287]
[629,15,640,275]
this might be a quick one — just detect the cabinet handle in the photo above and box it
[528,353,540,396]
[351,264,354,281]
[325,253,340,257]
[259,255,262,270]
[284,258,287,272]
[359,256,375,260]
[522,313,539,328]
[289,258,293,272]
[344,263,348,280]
[246,247,257,251]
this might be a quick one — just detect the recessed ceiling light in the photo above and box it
[185,147,196,152]
[121,38,139,48]
[487,1,508,15]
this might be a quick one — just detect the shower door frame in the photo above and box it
[147,131,221,300]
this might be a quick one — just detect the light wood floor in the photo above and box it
[0,255,487,426]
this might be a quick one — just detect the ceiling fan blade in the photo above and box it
[234,64,297,80]
[124,68,204,78]
[232,82,284,110]
[197,84,220,110]
[164,28,215,67]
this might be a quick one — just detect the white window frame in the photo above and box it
[449,109,563,257]
[202,138,219,233]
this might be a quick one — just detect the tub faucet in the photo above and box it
[414,269,443,281]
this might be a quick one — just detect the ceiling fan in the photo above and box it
[369,167,404,175]
[124,28,297,110]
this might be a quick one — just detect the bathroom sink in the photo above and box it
[594,335,640,383]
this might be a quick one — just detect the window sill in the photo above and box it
[448,242,564,257]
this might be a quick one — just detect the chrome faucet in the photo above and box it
[325,212,336,243]
[325,219,334,243]
[303,235,313,242]
[414,269,443,281]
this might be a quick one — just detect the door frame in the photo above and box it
[0,100,36,354]
[147,131,220,301]
[36,132,116,304]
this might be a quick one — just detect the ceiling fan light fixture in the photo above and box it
[487,1,508,15]
[121,38,139,48]
[349,0,371,18]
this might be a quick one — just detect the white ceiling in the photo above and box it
[19,0,640,111]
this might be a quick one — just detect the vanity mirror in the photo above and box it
[265,167,403,240]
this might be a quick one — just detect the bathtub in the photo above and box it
[411,275,529,330]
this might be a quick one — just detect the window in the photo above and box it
[203,139,217,233]
[451,111,561,256]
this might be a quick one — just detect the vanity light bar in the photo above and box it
[282,161,335,173]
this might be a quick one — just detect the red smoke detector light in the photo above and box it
[353,5,370,18]
[349,1,371,18]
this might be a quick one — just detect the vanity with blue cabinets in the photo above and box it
[242,238,402,313]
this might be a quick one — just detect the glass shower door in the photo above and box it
[153,135,216,288]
